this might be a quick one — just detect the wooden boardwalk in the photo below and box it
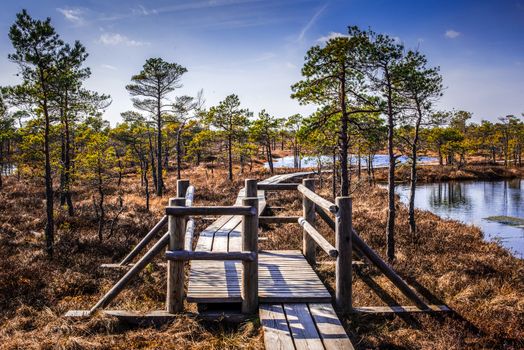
[187,172,332,304]
[186,172,353,349]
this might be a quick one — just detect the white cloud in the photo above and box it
[100,64,117,70]
[57,8,85,25]
[445,29,461,39]
[285,62,297,69]
[98,33,148,47]
[297,4,327,42]
[316,31,348,43]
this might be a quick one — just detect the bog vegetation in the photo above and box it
[1,10,523,259]
[1,9,524,349]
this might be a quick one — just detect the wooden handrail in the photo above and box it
[185,185,195,207]
[297,184,338,214]
[166,205,256,217]
[119,215,168,265]
[298,217,338,258]
[257,183,299,190]
[314,203,426,308]
[184,218,195,251]
[165,250,256,261]
[90,231,170,313]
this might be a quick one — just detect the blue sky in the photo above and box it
[0,0,523,124]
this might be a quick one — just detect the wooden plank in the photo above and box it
[284,303,324,350]
[260,304,295,350]
[353,305,450,313]
[309,303,354,350]
[187,250,331,303]
[195,215,233,251]
[64,310,90,318]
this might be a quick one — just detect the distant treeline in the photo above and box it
[1,10,522,258]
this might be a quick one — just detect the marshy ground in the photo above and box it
[1,165,523,349]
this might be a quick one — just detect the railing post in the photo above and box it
[177,179,190,198]
[302,178,316,265]
[245,178,258,198]
[242,179,258,314]
[166,197,186,313]
[335,196,352,312]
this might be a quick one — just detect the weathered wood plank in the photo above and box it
[309,303,354,350]
[187,251,331,303]
[260,304,295,350]
[284,303,324,350]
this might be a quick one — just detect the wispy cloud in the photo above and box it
[97,33,149,47]
[445,29,461,39]
[297,4,327,42]
[316,31,348,43]
[57,8,85,25]
[253,52,276,62]
[100,0,261,22]
[100,64,117,70]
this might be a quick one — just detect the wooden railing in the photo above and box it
[165,179,259,314]
[258,178,352,312]
[89,180,195,314]
[259,177,428,312]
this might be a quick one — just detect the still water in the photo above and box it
[267,155,436,169]
[396,179,524,258]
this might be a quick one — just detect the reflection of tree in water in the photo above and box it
[508,178,521,190]
[429,182,472,210]
[508,179,522,213]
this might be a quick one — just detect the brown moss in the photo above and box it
[1,166,523,349]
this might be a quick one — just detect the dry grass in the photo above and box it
[374,164,524,183]
[1,165,523,349]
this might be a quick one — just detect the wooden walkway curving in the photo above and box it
[187,172,333,304]
[187,172,353,349]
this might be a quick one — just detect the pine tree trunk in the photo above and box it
[339,75,350,197]
[148,131,157,191]
[267,143,274,174]
[176,128,182,179]
[227,134,233,181]
[332,148,337,199]
[156,99,163,196]
[386,71,396,262]
[39,66,54,257]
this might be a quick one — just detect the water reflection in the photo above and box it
[396,179,524,258]
[428,182,471,210]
